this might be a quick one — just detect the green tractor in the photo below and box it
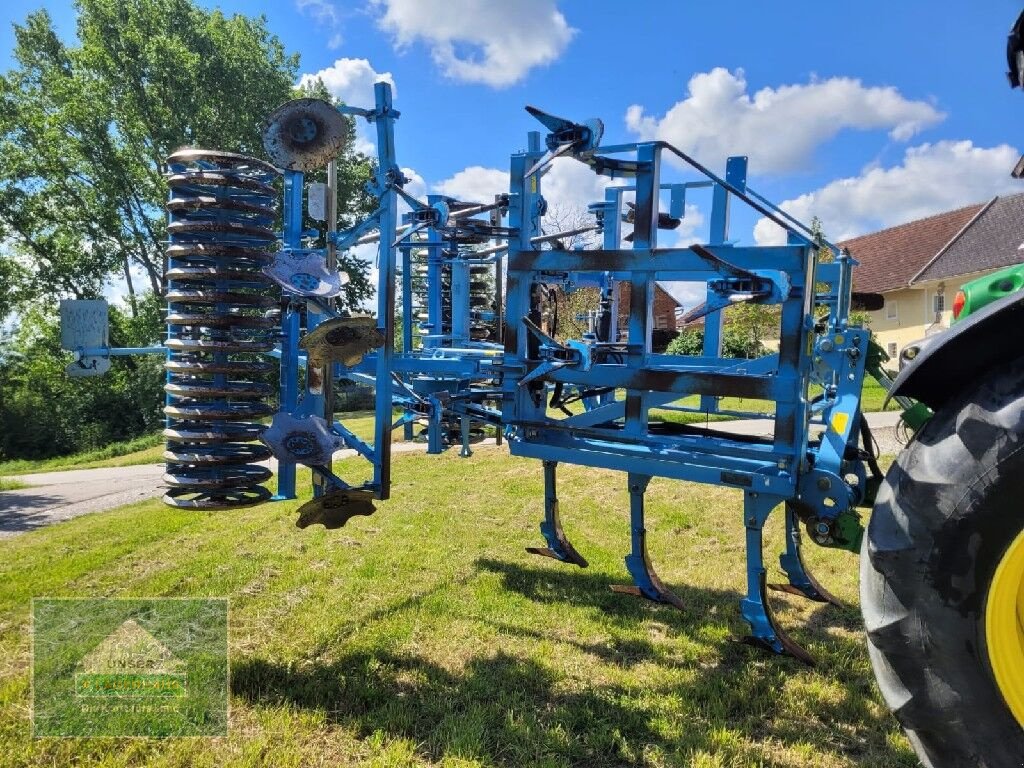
[856,14,1024,764]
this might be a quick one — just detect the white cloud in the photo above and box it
[671,204,704,247]
[626,68,944,175]
[103,264,154,308]
[295,0,344,49]
[373,0,574,87]
[433,165,509,203]
[541,158,614,212]
[298,57,396,107]
[433,159,615,214]
[657,281,706,311]
[401,167,426,200]
[753,140,1021,246]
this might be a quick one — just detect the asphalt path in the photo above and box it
[0,411,907,538]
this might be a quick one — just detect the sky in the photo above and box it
[3,0,1023,307]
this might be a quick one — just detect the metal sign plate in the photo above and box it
[307,182,327,221]
[60,299,111,377]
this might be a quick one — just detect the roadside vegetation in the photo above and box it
[0,432,165,477]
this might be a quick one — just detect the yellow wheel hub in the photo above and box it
[986,527,1024,727]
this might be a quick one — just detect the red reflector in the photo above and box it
[953,290,966,319]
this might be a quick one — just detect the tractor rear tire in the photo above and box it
[861,359,1024,768]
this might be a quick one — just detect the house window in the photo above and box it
[933,293,945,313]
[887,342,897,358]
[886,300,898,321]
[654,316,668,330]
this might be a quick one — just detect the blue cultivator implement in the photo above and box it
[62,84,877,664]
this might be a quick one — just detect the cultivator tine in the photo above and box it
[609,474,685,610]
[296,487,376,529]
[525,461,588,567]
[741,572,816,667]
[740,495,815,666]
[768,503,843,606]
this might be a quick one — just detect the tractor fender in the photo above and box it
[888,289,1024,410]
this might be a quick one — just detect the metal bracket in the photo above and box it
[260,413,344,466]
[264,248,349,297]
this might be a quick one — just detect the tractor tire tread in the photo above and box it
[861,357,1024,768]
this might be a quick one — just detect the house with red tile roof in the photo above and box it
[842,193,1024,359]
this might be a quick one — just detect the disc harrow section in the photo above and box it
[162,149,280,509]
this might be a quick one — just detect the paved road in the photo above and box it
[0,412,908,538]
[0,464,166,538]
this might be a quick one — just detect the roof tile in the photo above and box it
[915,192,1024,283]
[841,203,985,293]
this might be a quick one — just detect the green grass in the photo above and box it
[859,378,900,413]
[654,377,899,422]
[0,380,900,479]
[0,412,407,478]
[0,448,914,767]
[0,433,165,476]
[0,478,28,491]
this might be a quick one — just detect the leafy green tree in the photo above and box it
[0,0,385,460]
[0,0,299,315]
[665,325,767,359]
[0,296,165,460]
[725,302,779,354]
[0,2,340,460]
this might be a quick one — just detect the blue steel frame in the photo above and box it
[271,82,401,503]
[495,135,868,657]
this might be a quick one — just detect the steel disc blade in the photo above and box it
[262,98,348,172]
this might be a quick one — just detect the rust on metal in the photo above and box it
[300,316,385,367]
[261,98,350,172]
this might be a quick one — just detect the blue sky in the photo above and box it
[3,0,1024,299]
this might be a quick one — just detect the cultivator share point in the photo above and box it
[59,51,1024,763]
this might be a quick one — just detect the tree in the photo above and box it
[0,0,299,315]
[541,204,601,250]
[0,0,383,460]
[0,297,165,460]
[726,302,779,354]
[665,325,767,359]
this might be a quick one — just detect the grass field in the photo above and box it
[0,448,915,767]
[0,477,28,491]
[0,433,166,476]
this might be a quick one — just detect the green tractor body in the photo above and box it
[952,262,1024,322]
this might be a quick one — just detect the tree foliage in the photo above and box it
[0,296,165,460]
[0,0,299,315]
[0,0,380,460]
[665,323,768,359]
[294,78,377,312]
